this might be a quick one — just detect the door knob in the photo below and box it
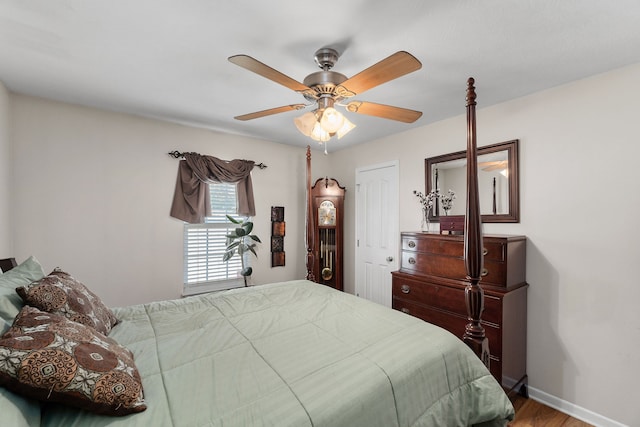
[386,256,394,262]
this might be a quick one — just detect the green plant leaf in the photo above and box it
[222,250,235,262]
[235,227,247,237]
[249,235,261,243]
[247,244,257,257]
[226,215,241,224]
[243,222,254,234]
[227,241,240,251]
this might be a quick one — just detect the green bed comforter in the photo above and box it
[39,280,514,427]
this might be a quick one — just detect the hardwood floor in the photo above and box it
[509,394,593,427]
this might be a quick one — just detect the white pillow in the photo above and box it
[0,256,45,334]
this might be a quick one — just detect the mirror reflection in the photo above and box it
[425,139,519,223]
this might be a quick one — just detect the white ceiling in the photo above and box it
[2,0,640,153]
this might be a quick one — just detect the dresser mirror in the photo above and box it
[425,139,519,223]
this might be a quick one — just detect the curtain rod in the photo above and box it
[168,150,267,169]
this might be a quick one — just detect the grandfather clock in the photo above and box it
[311,177,345,291]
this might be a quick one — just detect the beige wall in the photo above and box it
[9,95,331,306]
[0,81,11,258]
[4,63,639,425]
[330,63,640,426]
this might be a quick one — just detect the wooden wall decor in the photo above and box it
[271,206,285,267]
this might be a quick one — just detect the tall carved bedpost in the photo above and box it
[463,78,490,367]
[305,146,316,281]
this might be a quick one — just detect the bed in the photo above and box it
[0,79,514,426]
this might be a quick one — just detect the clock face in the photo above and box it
[318,200,336,226]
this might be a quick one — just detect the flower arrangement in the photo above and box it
[439,189,456,216]
[413,188,457,230]
[413,190,438,216]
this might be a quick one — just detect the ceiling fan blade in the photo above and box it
[479,160,508,171]
[234,104,307,121]
[482,164,508,171]
[345,101,422,123]
[228,55,313,94]
[338,51,421,96]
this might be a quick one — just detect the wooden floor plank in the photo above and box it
[509,395,593,427]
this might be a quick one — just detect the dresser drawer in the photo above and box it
[400,251,509,288]
[392,276,502,325]
[392,298,502,357]
[394,232,527,387]
[402,235,506,262]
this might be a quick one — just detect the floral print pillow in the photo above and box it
[0,306,145,416]
[16,268,118,335]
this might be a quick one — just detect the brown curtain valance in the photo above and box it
[170,152,256,223]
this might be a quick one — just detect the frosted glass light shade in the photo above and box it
[294,111,317,137]
[310,122,330,142]
[336,116,356,139]
[319,107,345,133]
[295,107,355,143]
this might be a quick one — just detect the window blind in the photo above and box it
[183,183,245,293]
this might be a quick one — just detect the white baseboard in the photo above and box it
[527,386,628,427]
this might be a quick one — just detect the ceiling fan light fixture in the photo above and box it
[319,107,345,134]
[294,111,318,137]
[336,116,356,139]
[295,106,354,144]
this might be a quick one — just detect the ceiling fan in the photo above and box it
[228,48,423,146]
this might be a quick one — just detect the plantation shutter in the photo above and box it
[183,182,245,294]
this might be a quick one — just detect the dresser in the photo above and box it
[391,232,527,388]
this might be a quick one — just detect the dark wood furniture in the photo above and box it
[391,232,527,388]
[308,176,345,291]
[0,257,17,273]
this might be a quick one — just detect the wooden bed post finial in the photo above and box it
[305,146,316,281]
[463,77,490,368]
[466,77,476,107]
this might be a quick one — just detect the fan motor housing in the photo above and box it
[303,71,348,101]
[314,47,339,69]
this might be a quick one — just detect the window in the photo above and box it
[183,182,247,295]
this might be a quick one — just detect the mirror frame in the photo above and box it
[425,139,520,223]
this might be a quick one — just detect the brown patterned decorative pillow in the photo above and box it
[0,306,146,416]
[16,268,118,335]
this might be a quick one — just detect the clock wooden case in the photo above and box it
[310,177,345,291]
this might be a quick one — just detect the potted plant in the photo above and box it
[223,215,261,286]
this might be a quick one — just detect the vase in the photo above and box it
[421,210,430,232]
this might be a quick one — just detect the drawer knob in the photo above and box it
[408,257,416,265]
[483,247,488,256]
[401,308,410,314]
[408,240,416,248]
[401,284,410,294]
[481,268,489,277]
